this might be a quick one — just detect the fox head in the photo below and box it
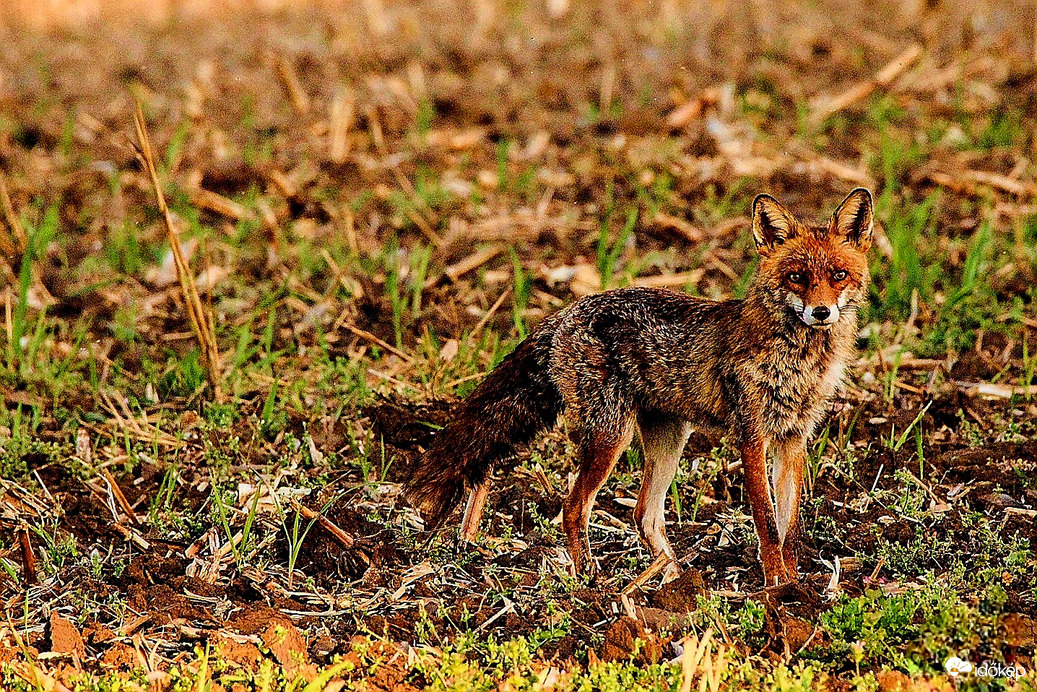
[750,188,873,329]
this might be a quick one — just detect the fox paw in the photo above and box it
[660,560,682,584]
[762,563,799,587]
[567,553,600,583]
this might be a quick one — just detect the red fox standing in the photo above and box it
[404,188,873,586]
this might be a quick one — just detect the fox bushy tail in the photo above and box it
[404,317,563,527]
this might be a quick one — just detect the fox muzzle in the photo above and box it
[801,303,840,327]
[786,293,840,327]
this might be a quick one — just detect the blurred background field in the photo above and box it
[0,1,1036,690]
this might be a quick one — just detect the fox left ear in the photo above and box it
[831,188,873,250]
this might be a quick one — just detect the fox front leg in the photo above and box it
[772,437,806,582]
[739,433,786,586]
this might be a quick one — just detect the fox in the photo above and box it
[404,188,873,586]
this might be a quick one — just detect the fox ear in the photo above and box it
[752,194,798,255]
[831,188,873,250]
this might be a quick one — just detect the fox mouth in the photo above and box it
[798,310,836,327]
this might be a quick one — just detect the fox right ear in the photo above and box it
[752,194,798,255]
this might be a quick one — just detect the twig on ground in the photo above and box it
[293,502,356,549]
[622,552,675,595]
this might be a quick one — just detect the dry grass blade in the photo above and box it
[958,381,1037,398]
[132,101,223,402]
[391,167,444,247]
[680,629,712,692]
[83,420,182,449]
[96,390,182,447]
[679,629,728,692]
[425,244,505,289]
[0,172,26,260]
[466,287,511,346]
[345,323,414,363]
[810,43,922,122]
[101,469,141,527]
[190,188,253,221]
[328,88,355,163]
[274,57,310,115]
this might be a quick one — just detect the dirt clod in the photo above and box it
[651,569,707,613]
[48,612,85,659]
[875,669,911,691]
[601,617,664,664]
[261,620,315,682]
[210,632,265,670]
[1001,612,1037,649]
[99,643,139,671]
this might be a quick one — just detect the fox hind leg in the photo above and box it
[634,414,691,582]
[562,411,635,580]
[459,480,491,542]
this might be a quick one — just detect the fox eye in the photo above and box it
[832,270,848,281]
[786,271,805,284]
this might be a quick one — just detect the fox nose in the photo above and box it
[811,306,831,322]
